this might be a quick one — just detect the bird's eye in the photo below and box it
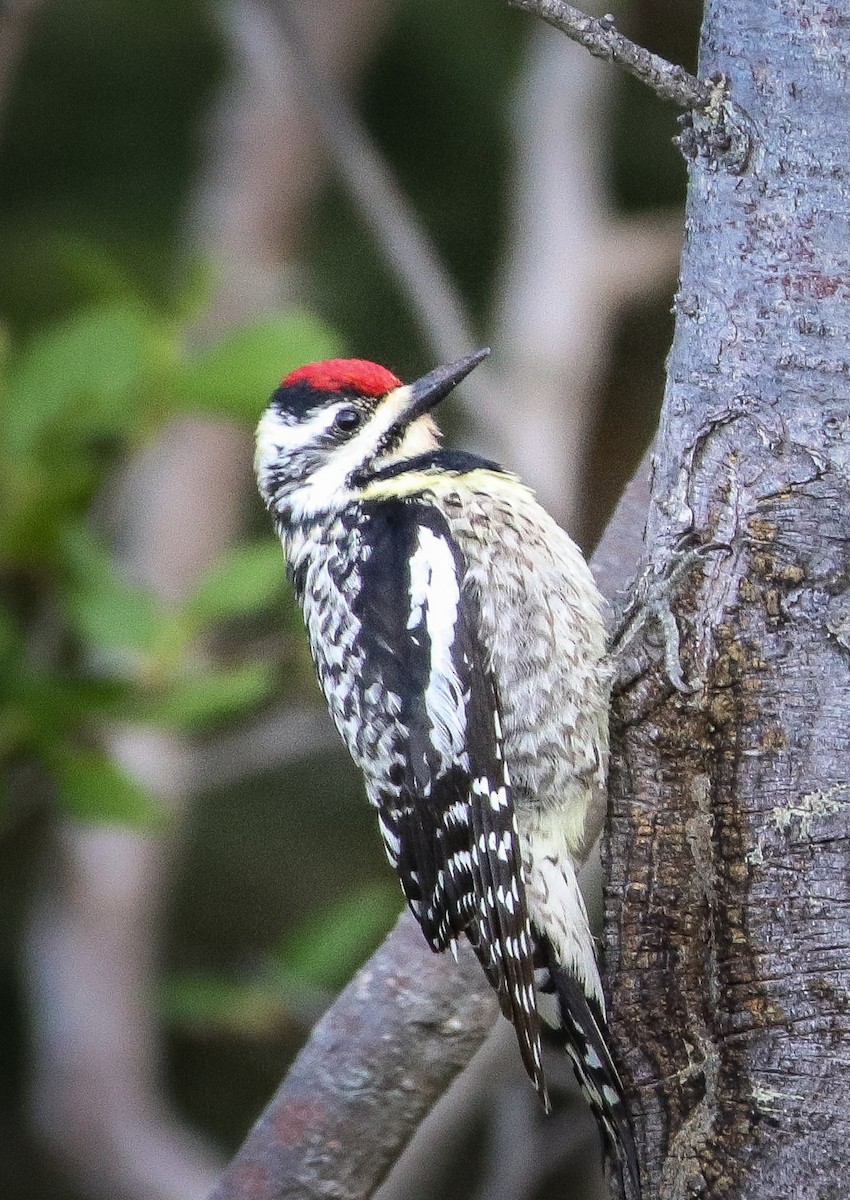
[333,406,361,433]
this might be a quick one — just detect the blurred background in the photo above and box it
[0,1,698,1197]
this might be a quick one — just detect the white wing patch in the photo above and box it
[408,526,469,773]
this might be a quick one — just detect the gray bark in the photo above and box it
[606,4,850,1199]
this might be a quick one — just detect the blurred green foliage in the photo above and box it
[0,273,338,828]
[161,880,402,1034]
[0,0,223,332]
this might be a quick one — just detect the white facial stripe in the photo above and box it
[285,384,413,518]
[254,403,345,494]
[310,383,411,478]
[255,408,313,499]
[255,383,419,517]
[394,414,441,460]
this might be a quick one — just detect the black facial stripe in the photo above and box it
[271,381,374,422]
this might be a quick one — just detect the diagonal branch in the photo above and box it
[210,912,497,1200]
[507,2,756,177]
[507,0,711,109]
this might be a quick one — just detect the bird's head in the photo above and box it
[255,348,489,522]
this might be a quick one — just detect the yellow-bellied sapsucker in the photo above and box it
[255,349,637,1190]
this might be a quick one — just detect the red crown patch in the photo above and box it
[281,359,402,397]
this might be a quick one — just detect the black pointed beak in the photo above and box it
[364,348,490,471]
[403,347,490,421]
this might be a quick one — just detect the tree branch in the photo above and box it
[191,0,393,331]
[209,449,653,1200]
[210,912,498,1200]
[507,0,710,109]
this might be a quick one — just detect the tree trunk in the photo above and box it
[606,4,850,1199]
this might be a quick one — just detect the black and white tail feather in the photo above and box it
[537,944,640,1196]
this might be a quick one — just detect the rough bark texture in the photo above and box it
[606,5,850,1200]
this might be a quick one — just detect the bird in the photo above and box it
[255,347,638,1191]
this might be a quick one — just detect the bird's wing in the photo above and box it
[355,498,545,1102]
